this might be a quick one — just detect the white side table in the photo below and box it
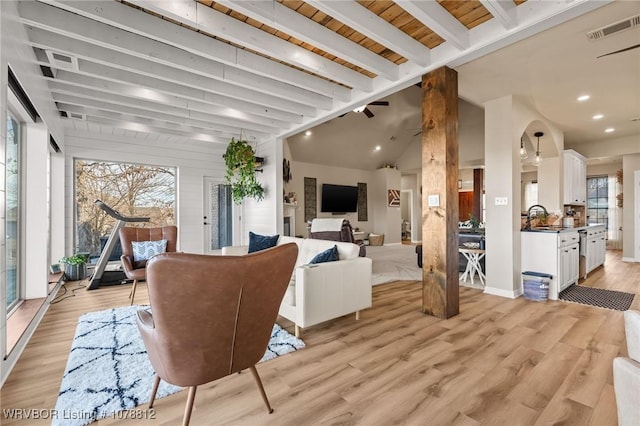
[459,247,486,287]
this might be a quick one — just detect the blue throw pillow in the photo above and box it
[248,232,279,253]
[310,245,339,264]
[132,239,167,262]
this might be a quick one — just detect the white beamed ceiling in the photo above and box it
[18,0,612,147]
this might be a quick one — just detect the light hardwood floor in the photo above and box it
[2,250,638,425]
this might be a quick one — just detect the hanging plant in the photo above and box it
[223,137,265,204]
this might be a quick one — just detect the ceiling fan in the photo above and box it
[339,101,389,118]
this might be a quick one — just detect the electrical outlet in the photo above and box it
[495,197,508,206]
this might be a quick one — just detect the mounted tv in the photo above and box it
[321,184,358,213]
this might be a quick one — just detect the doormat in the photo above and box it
[559,285,635,311]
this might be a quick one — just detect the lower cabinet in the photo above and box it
[585,225,606,275]
[521,230,579,300]
[559,243,579,292]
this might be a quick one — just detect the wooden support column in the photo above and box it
[473,168,484,221]
[421,66,459,319]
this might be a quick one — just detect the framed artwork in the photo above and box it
[50,263,61,274]
[388,189,400,207]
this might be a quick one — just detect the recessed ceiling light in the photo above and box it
[577,95,590,102]
[305,130,312,136]
[592,114,604,120]
[605,127,615,133]
[375,146,381,151]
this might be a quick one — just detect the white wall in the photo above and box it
[240,138,281,244]
[286,159,374,236]
[63,130,227,255]
[395,99,485,173]
[373,168,402,244]
[622,154,640,260]
[484,95,564,299]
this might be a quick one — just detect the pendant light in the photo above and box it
[520,136,528,160]
[534,131,543,165]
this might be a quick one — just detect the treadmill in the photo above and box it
[87,199,150,290]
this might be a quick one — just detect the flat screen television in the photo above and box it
[321,184,358,213]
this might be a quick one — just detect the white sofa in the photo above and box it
[222,236,372,337]
[613,309,640,426]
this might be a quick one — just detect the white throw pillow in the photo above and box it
[132,239,167,262]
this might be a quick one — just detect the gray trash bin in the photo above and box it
[522,271,552,301]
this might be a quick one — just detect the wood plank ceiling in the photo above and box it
[17,0,592,145]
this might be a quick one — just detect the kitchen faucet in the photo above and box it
[524,204,549,230]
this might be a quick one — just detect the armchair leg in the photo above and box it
[130,280,138,305]
[250,366,273,414]
[148,375,161,408]
[183,386,197,426]
[294,325,301,338]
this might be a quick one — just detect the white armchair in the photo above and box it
[613,309,640,426]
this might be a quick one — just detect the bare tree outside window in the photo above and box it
[75,159,176,257]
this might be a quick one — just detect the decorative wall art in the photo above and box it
[388,189,400,207]
[357,182,368,221]
[304,177,317,222]
[283,159,292,183]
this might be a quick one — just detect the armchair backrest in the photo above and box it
[141,243,298,387]
[119,226,178,268]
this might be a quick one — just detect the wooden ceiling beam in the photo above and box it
[48,83,292,130]
[125,0,373,91]
[395,0,470,51]
[26,28,319,117]
[19,2,334,111]
[479,0,517,30]
[306,0,430,67]
[41,0,352,102]
[46,78,302,125]
[53,93,283,135]
[59,104,240,144]
[217,0,399,81]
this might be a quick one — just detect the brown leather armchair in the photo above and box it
[119,226,177,304]
[137,243,298,426]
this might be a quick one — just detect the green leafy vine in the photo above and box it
[223,137,265,204]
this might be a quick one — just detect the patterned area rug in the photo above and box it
[559,285,635,311]
[53,305,304,426]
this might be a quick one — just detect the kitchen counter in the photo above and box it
[521,224,603,233]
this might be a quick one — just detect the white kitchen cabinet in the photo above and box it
[585,225,606,276]
[563,150,586,205]
[560,242,579,292]
[521,230,580,300]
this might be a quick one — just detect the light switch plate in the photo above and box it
[428,194,440,207]
[495,197,508,206]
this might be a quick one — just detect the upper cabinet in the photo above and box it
[563,150,586,205]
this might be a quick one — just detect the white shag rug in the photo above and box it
[366,244,484,289]
[367,244,422,285]
[53,305,304,426]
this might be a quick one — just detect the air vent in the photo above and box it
[587,14,640,40]
[67,112,86,120]
[44,50,79,70]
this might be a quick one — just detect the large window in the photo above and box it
[587,176,608,227]
[75,160,176,258]
[6,113,21,310]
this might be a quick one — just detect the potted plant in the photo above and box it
[223,137,265,204]
[60,254,88,281]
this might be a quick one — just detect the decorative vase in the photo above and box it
[64,264,87,281]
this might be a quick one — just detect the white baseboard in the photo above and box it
[622,257,639,263]
[483,285,522,299]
